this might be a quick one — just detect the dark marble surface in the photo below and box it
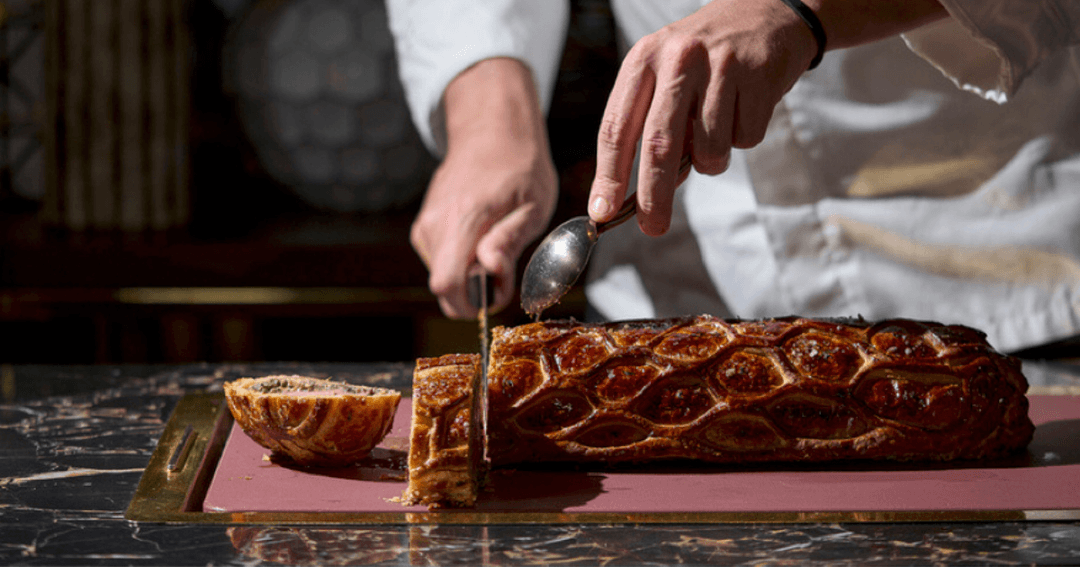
[4,361,1080,566]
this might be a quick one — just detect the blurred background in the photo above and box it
[0,0,618,364]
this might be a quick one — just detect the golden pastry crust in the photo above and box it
[402,354,484,508]
[486,316,1033,465]
[224,375,401,467]
[403,316,1034,508]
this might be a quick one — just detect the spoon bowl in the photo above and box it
[520,155,692,317]
[520,196,637,317]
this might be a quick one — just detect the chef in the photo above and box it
[386,0,1080,353]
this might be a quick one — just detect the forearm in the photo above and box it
[443,58,551,158]
[802,0,948,51]
[386,0,569,154]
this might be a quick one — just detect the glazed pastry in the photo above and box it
[484,316,1034,465]
[224,375,401,467]
[402,354,485,508]
[404,316,1034,508]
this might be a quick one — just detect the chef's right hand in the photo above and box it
[411,57,558,319]
[587,0,948,237]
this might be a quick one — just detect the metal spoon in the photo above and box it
[520,155,691,317]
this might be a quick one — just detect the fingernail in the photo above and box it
[590,196,612,217]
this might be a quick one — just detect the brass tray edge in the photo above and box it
[125,391,229,523]
[126,391,1080,525]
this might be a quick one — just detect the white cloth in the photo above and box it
[388,0,1080,352]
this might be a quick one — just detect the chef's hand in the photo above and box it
[587,0,948,236]
[411,57,558,319]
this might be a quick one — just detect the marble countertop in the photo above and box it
[4,360,1080,566]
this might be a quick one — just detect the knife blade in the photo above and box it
[467,267,493,473]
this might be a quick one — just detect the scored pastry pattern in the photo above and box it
[484,316,1034,466]
[404,354,483,508]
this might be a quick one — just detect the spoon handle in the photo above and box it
[595,154,693,235]
[595,196,638,235]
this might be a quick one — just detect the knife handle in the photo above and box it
[467,268,496,310]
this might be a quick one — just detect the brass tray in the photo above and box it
[125,389,1080,525]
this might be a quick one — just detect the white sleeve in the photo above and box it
[386,0,571,154]
[902,0,1080,103]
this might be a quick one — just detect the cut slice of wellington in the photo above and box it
[402,354,485,508]
[404,316,1035,508]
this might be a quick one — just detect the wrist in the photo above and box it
[777,0,827,69]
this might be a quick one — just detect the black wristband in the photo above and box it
[778,0,827,70]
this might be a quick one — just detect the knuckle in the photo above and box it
[629,33,662,59]
[669,37,708,70]
[627,31,707,77]
[428,273,450,296]
[597,117,630,152]
[409,225,426,254]
[642,131,680,165]
[635,188,669,226]
[637,192,661,217]
[710,45,739,75]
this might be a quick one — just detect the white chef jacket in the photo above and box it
[387,0,1080,352]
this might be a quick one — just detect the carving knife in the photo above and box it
[467,267,493,474]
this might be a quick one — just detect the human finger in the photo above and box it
[692,61,736,175]
[634,43,705,236]
[475,203,548,313]
[731,80,778,150]
[415,212,481,320]
[590,45,656,224]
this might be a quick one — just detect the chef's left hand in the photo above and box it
[411,57,558,319]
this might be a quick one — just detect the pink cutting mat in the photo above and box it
[202,395,1080,515]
